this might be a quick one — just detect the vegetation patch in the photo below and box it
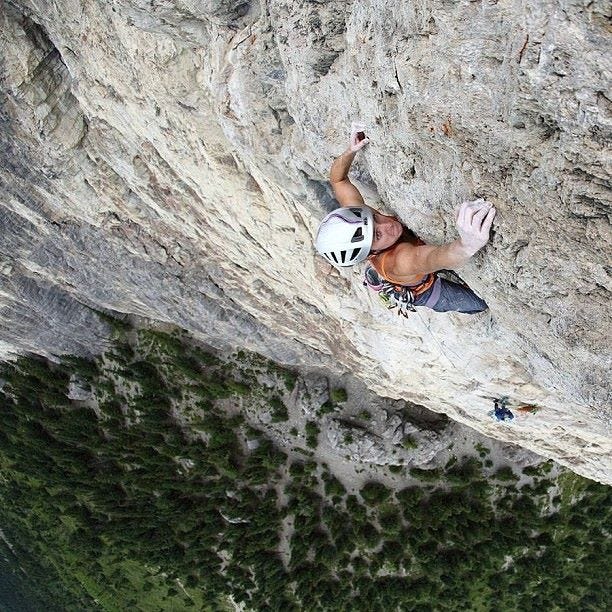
[305,421,320,449]
[494,466,519,482]
[409,466,442,482]
[317,400,336,416]
[475,442,490,457]
[0,321,609,611]
[329,387,348,404]
[269,396,289,422]
[360,481,392,506]
[402,435,418,450]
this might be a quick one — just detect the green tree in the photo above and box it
[360,481,392,506]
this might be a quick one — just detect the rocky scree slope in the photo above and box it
[0,0,610,482]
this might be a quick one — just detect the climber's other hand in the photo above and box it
[349,126,370,152]
[456,199,496,255]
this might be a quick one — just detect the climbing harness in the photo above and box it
[363,248,436,318]
[363,264,417,317]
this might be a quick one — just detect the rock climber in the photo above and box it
[315,126,497,314]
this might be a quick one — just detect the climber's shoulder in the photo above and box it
[384,241,432,284]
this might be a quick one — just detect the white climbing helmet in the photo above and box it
[315,206,374,267]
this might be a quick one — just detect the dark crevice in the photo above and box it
[7,5,69,76]
[296,168,337,211]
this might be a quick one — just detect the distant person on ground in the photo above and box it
[314,126,496,314]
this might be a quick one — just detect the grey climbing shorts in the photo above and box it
[413,276,488,314]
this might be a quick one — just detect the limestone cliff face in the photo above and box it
[0,0,610,482]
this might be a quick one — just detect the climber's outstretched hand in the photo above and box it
[349,124,370,153]
[456,199,496,256]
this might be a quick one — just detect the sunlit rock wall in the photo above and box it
[0,0,610,482]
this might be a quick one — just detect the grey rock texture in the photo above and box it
[67,376,92,401]
[325,412,453,467]
[0,1,610,481]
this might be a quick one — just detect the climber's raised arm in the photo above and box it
[383,200,497,276]
[330,125,370,207]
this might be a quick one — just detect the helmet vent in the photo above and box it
[349,248,361,261]
[351,227,363,243]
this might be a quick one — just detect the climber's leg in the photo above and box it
[414,277,488,314]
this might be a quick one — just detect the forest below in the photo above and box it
[0,318,609,611]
